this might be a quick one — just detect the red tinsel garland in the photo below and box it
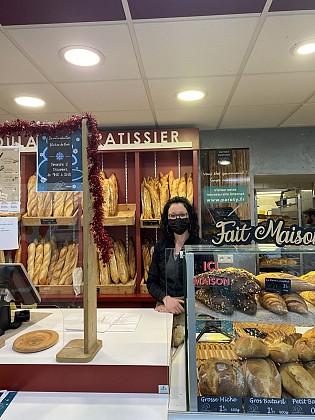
[0,113,112,264]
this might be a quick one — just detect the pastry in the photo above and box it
[259,291,288,314]
[282,293,308,314]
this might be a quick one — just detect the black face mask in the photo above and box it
[168,218,190,235]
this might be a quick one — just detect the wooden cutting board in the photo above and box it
[13,329,59,353]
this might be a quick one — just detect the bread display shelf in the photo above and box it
[0,212,22,221]
[22,210,78,226]
[195,299,315,327]
[97,277,136,295]
[140,216,161,228]
[140,279,149,294]
[38,285,81,295]
[103,203,136,226]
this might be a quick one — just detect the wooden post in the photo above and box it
[56,119,102,363]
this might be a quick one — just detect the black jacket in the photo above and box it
[147,236,208,303]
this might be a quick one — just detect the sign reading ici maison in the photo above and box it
[211,218,315,247]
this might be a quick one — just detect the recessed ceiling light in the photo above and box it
[290,40,315,56]
[176,90,206,101]
[60,46,104,67]
[14,96,45,107]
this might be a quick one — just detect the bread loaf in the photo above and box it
[38,242,52,285]
[128,237,136,280]
[53,192,66,216]
[50,244,68,285]
[268,341,299,363]
[32,241,44,285]
[109,247,119,284]
[108,172,118,216]
[186,172,193,204]
[279,362,315,398]
[243,358,281,398]
[294,337,315,362]
[259,291,288,314]
[234,294,257,315]
[282,293,308,314]
[98,254,111,285]
[234,336,269,358]
[63,192,74,217]
[199,359,248,397]
[114,240,129,284]
[195,288,234,315]
[27,242,36,281]
[27,174,38,216]
[178,174,187,197]
[283,333,302,346]
[46,247,59,285]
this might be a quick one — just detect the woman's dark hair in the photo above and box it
[161,196,199,239]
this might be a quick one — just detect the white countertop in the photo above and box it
[1,308,173,366]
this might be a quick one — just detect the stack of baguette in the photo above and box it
[26,173,80,217]
[142,239,154,282]
[99,170,118,217]
[97,237,135,285]
[27,237,78,286]
[141,170,193,219]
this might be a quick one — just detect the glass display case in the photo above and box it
[183,244,315,416]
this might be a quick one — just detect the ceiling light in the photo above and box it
[291,40,315,56]
[14,96,45,107]
[176,90,206,101]
[60,46,103,67]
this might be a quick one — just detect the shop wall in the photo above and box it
[200,127,315,175]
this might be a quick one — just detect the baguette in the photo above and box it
[33,241,44,285]
[159,180,169,214]
[63,192,74,217]
[128,237,136,280]
[186,172,193,204]
[243,358,281,398]
[0,250,5,264]
[109,247,119,284]
[279,362,315,398]
[141,182,152,219]
[27,174,38,216]
[178,174,187,197]
[170,178,179,198]
[14,241,22,263]
[59,244,78,285]
[50,244,68,285]
[37,192,52,217]
[114,240,129,284]
[38,242,52,285]
[108,172,118,216]
[53,192,66,216]
[98,255,111,285]
[27,242,36,281]
[46,247,59,285]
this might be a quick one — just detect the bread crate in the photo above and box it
[97,277,136,294]
[103,204,136,226]
[38,285,82,295]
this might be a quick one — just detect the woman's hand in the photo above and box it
[162,295,185,314]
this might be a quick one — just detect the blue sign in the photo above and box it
[37,130,83,192]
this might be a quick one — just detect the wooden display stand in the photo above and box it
[56,119,102,363]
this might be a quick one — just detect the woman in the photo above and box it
[147,196,208,315]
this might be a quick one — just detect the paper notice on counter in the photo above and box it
[64,312,141,333]
[0,217,18,250]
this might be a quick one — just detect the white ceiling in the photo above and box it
[1,2,315,130]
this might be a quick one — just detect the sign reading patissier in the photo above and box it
[98,128,199,150]
[0,146,20,213]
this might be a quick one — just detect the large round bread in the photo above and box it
[234,336,269,358]
[198,359,247,397]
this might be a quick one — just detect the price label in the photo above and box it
[198,396,243,413]
[244,397,289,415]
[265,277,291,294]
[288,398,315,415]
[40,218,57,225]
